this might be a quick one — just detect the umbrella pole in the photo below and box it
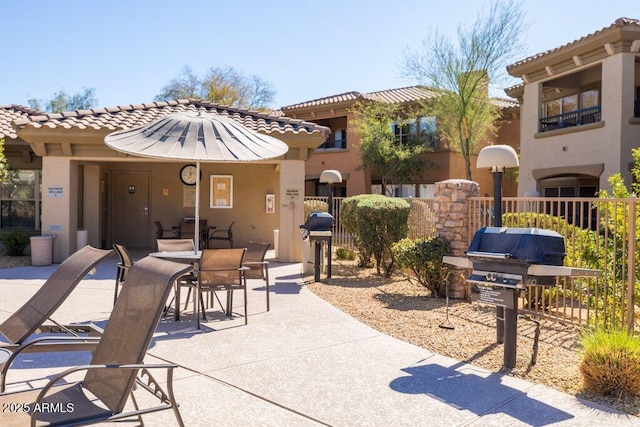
[194,162,200,254]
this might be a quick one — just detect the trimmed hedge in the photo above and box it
[355,195,410,277]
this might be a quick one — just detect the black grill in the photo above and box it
[300,212,334,232]
[466,227,566,288]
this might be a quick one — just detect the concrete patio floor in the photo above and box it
[0,250,638,426]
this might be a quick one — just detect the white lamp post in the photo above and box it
[319,170,342,278]
[476,145,519,368]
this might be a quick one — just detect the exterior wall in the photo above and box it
[41,157,77,262]
[301,108,519,198]
[517,53,640,196]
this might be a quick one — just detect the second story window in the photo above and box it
[392,116,437,150]
[318,129,347,150]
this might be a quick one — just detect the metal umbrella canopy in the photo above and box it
[104,111,289,252]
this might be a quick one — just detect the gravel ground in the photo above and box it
[306,260,640,417]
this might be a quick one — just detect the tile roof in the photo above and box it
[363,86,439,103]
[282,85,517,111]
[507,17,640,72]
[490,97,519,109]
[11,99,330,137]
[281,92,362,110]
[0,105,41,139]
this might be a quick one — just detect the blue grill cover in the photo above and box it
[467,227,566,265]
[302,212,334,231]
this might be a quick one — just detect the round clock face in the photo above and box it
[180,164,198,186]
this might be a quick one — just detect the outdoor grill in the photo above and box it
[465,227,567,288]
[300,212,334,281]
[444,226,600,368]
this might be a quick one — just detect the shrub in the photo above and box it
[355,195,410,277]
[1,230,30,256]
[341,194,377,267]
[579,328,640,397]
[335,247,356,261]
[392,237,450,297]
[303,200,328,220]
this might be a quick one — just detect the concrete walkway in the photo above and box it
[0,252,638,426]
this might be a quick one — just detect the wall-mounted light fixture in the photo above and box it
[128,185,135,194]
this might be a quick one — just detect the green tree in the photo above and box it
[402,0,526,180]
[28,88,97,113]
[155,65,276,109]
[350,101,429,196]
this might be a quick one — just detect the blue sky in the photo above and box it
[1,1,636,109]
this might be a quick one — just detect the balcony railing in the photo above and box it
[539,106,601,132]
[318,138,347,150]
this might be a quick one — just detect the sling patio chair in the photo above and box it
[207,221,234,248]
[0,245,113,353]
[0,256,193,427]
[194,248,248,329]
[154,220,178,240]
[0,245,114,391]
[244,241,271,312]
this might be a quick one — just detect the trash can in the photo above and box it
[77,229,88,249]
[30,235,53,266]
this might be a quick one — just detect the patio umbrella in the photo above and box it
[104,111,289,253]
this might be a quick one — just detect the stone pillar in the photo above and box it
[433,179,479,298]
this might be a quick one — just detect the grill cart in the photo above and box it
[444,227,600,368]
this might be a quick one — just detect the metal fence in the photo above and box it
[470,196,639,331]
[303,196,436,250]
[304,194,639,330]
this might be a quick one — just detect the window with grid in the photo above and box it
[392,116,437,150]
[1,170,41,229]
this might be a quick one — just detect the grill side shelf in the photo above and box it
[526,264,602,277]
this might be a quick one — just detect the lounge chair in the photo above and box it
[0,245,113,353]
[0,246,114,391]
[0,256,192,426]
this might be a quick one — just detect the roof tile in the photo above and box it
[507,17,640,71]
[10,99,330,138]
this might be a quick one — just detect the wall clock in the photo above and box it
[180,164,200,186]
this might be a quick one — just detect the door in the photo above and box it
[113,172,150,248]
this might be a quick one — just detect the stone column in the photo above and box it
[433,179,479,298]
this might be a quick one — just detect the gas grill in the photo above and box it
[300,212,335,281]
[466,227,567,288]
[443,226,600,368]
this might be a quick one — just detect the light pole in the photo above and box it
[477,145,519,368]
[319,170,342,278]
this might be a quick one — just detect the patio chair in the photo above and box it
[208,221,235,248]
[0,245,113,354]
[0,245,114,391]
[156,239,195,252]
[194,248,247,329]
[244,241,271,311]
[154,220,178,240]
[0,256,192,426]
[113,243,134,306]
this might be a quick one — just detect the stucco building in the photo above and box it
[281,86,520,198]
[506,17,640,197]
[0,100,329,262]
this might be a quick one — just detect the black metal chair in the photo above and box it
[208,221,234,248]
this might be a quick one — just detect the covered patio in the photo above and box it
[10,99,329,262]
